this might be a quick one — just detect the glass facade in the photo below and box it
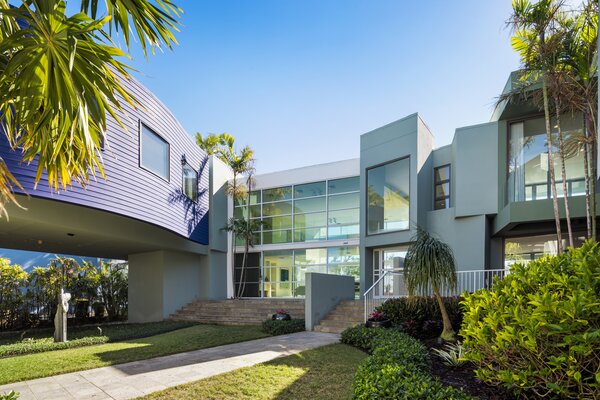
[234,177,360,245]
[367,158,410,234]
[234,246,360,298]
[507,114,585,203]
[140,124,169,180]
[504,232,587,268]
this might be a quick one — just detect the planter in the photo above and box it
[365,319,391,328]
[272,313,291,321]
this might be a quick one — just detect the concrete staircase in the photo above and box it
[170,299,305,325]
[313,300,364,333]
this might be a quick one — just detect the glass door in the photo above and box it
[373,247,409,298]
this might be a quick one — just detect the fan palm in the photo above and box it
[0,0,181,218]
[404,228,457,341]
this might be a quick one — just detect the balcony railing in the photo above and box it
[364,269,507,322]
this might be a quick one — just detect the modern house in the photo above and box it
[0,71,596,325]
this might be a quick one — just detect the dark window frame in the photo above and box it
[182,162,198,202]
[433,164,451,210]
[139,122,170,182]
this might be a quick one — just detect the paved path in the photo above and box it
[0,331,340,400]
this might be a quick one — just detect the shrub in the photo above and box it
[261,319,305,335]
[0,336,108,358]
[375,296,463,338]
[341,325,472,399]
[0,391,18,400]
[461,241,600,399]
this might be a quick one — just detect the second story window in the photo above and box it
[182,163,198,201]
[140,124,170,180]
[434,165,450,210]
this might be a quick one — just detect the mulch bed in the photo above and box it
[422,338,517,400]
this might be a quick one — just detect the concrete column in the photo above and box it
[128,250,206,322]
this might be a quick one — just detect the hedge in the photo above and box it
[261,319,305,336]
[342,325,473,400]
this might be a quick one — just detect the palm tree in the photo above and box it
[404,227,457,341]
[196,133,228,157]
[508,0,566,252]
[0,0,181,218]
[225,216,263,298]
[561,0,598,240]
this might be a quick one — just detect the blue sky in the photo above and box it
[128,1,520,174]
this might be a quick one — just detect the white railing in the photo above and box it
[364,269,507,322]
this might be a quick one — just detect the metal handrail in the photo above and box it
[363,268,508,322]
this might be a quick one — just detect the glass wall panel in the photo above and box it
[234,205,261,219]
[367,158,410,234]
[504,232,587,268]
[140,124,169,179]
[294,212,327,229]
[263,186,292,202]
[508,114,585,202]
[262,230,293,244]
[328,176,359,194]
[235,190,261,206]
[294,197,326,214]
[294,227,327,242]
[327,225,359,240]
[294,181,326,198]
[295,248,327,265]
[328,209,359,225]
[262,215,292,230]
[182,164,198,201]
[263,201,293,216]
[328,192,359,210]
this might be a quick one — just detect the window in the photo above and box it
[367,158,410,234]
[182,163,198,201]
[434,165,451,210]
[140,124,169,180]
[507,114,585,202]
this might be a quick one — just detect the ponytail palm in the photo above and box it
[404,228,457,341]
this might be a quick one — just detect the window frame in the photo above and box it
[139,122,170,182]
[433,164,451,210]
[181,162,198,202]
[365,156,411,236]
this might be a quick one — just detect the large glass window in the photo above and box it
[367,158,410,234]
[507,115,585,203]
[182,163,198,201]
[328,177,359,194]
[434,165,450,210]
[140,124,169,180]
[294,181,326,198]
[504,232,587,268]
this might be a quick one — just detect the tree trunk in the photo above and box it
[554,97,574,247]
[543,80,563,253]
[583,113,592,239]
[433,286,455,342]
[585,111,597,240]
[230,174,237,298]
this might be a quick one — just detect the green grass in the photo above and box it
[0,324,268,385]
[137,343,367,400]
[0,321,196,357]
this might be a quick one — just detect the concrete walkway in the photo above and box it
[0,331,340,400]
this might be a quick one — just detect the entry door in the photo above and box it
[373,247,408,297]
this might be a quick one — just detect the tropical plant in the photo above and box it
[0,0,181,218]
[225,216,263,298]
[431,342,467,367]
[97,262,128,320]
[403,228,457,341]
[0,259,27,330]
[195,133,228,156]
[508,0,567,251]
[460,241,600,399]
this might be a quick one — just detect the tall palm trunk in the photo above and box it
[433,286,454,342]
[554,96,574,247]
[543,80,564,253]
[585,111,597,240]
[230,173,237,298]
[238,180,252,298]
[583,113,593,239]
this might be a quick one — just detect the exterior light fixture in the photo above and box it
[181,154,187,165]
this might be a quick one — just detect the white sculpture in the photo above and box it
[54,289,71,342]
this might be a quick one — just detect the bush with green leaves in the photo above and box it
[261,319,305,335]
[375,296,463,338]
[0,391,18,400]
[342,325,472,399]
[461,241,600,399]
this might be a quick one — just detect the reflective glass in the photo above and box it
[328,209,359,225]
[263,186,292,202]
[294,181,326,198]
[295,248,327,265]
[294,197,326,214]
[328,176,359,194]
[293,227,327,242]
[328,192,359,210]
[435,165,450,182]
[262,230,293,244]
[235,191,261,206]
[327,225,359,240]
[262,215,292,230]
[182,164,198,201]
[367,158,410,234]
[234,205,261,219]
[327,246,360,263]
[263,201,293,216]
[294,212,327,229]
[141,125,169,179]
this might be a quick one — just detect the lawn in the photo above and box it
[0,324,268,385]
[137,343,367,400]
